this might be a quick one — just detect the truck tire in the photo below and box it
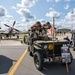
[34,52,43,70]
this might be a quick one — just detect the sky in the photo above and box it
[0,0,75,31]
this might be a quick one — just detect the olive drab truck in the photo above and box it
[27,21,73,73]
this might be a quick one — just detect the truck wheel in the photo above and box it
[34,52,43,70]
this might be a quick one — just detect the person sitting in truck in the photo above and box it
[30,29,39,44]
[38,29,43,40]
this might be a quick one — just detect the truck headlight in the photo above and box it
[44,45,47,49]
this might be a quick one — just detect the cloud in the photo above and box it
[17,0,37,8]
[0,6,7,17]
[46,10,60,18]
[37,19,46,24]
[47,0,61,2]
[65,12,72,19]
[6,15,13,18]
[0,5,13,18]
[64,0,71,2]
[17,8,36,22]
[59,9,75,29]
[15,0,37,22]
[64,3,70,10]
[49,7,54,11]
[11,6,17,10]
[53,19,74,29]
[47,0,52,2]
[45,4,75,29]
[74,8,75,13]
[65,10,75,20]
[55,0,61,2]
[39,19,46,23]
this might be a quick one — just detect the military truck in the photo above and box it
[27,22,73,71]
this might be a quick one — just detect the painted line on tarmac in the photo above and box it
[8,49,28,75]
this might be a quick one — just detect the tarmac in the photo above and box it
[56,33,71,40]
[0,40,23,46]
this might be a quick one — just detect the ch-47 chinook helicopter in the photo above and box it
[0,21,22,39]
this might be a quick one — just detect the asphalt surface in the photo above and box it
[0,40,23,46]
[0,40,75,75]
[0,40,28,75]
[14,48,75,75]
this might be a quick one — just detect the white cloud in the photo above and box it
[47,0,52,2]
[11,6,17,9]
[17,8,36,22]
[64,3,70,10]
[15,0,37,22]
[37,19,46,24]
[17,0,37,8]
[6,15,13,18]
[55,0,61,2]
[62,9,75,29]
[0,5,13,18]
[46,10,60,18]
[64,0,71,2]
[53,19,75,29]
[65,11,75,20]
[74,8,75,13]
[47,0,61,2]
[45,8,75,29]
[0,6,7,17]
[49,7,54,11]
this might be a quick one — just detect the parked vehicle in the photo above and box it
[27,22,73,71]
